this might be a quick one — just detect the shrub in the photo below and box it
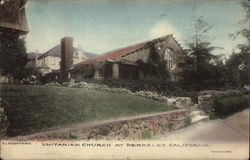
[184,116,192,126]
[82,79,199,102]
[199,90,244,99]
[52,80,199,103]
[168,124,173,130]
[159,122,170,130]
[142,130,151,139]
[215,95,250,117]
[121,128,130,137]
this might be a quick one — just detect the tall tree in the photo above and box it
[0,31,28,83]
[183,14,223,89]
[227,1,250,87]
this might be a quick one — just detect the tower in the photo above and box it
[60,37,73,81]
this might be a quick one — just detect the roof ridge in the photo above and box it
[37,45,60,59]
[73,34,172,69]
[101,34,172,55]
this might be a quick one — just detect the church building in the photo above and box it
[70,35,186,82]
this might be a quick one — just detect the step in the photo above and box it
[191,115,209,124]
[190,110,206,117]
[191,104,199,110]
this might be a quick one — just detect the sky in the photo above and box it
[25,0,247,56]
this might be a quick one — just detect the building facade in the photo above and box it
[71,35,186,82]
[36,45,88,75]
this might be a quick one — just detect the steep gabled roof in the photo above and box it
[73,34,174,69]
[38,45,94,60]
[27,52,42,60]
[38,45,62,59]
[83,52,98,59]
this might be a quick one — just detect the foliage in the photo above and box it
[199,90,244,99]
[224,50,250,87]
[199,90,249,118]
[226,1,250,87]
[121,128,130,137]
[184,41,224,89]
[168,123,173,130]
[21,63,43,84]
[159,122,170,130]
[136,43,170,81]
[182,15,228,90]
[142,130,151,139]
[184,116,192,126]
[59,80,198,103]
[0,101,9,138]
[0,32,28,83]
[215,95,250,117]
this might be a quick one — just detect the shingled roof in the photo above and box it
[73,34,174,69]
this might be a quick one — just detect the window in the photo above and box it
[51,58,55,65]
[42,59,45,65]
[164,48,175,70]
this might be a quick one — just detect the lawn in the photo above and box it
[0,84,173,137]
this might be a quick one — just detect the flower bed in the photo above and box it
[57,81,171,102]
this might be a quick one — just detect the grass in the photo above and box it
[0,84,173,137]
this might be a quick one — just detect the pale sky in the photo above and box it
[25,0,247,55]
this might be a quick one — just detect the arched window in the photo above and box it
[164,48,175,70]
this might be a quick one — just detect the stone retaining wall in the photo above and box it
[198,95,215,113]
[12,109,191,140]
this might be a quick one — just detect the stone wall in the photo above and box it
[198,95,215,114]
[13,109,191,140]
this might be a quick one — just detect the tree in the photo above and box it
[183,15,224,89]
[0,31,28,83]
[226,1,250,87]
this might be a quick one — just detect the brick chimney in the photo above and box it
[60,37,73,81]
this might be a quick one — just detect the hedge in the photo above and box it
[215,95,250,117]
[199,90,245,99]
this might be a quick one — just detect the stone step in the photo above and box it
[191,115,209,124]
[191,104,199,110]
[190,110,206,117]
